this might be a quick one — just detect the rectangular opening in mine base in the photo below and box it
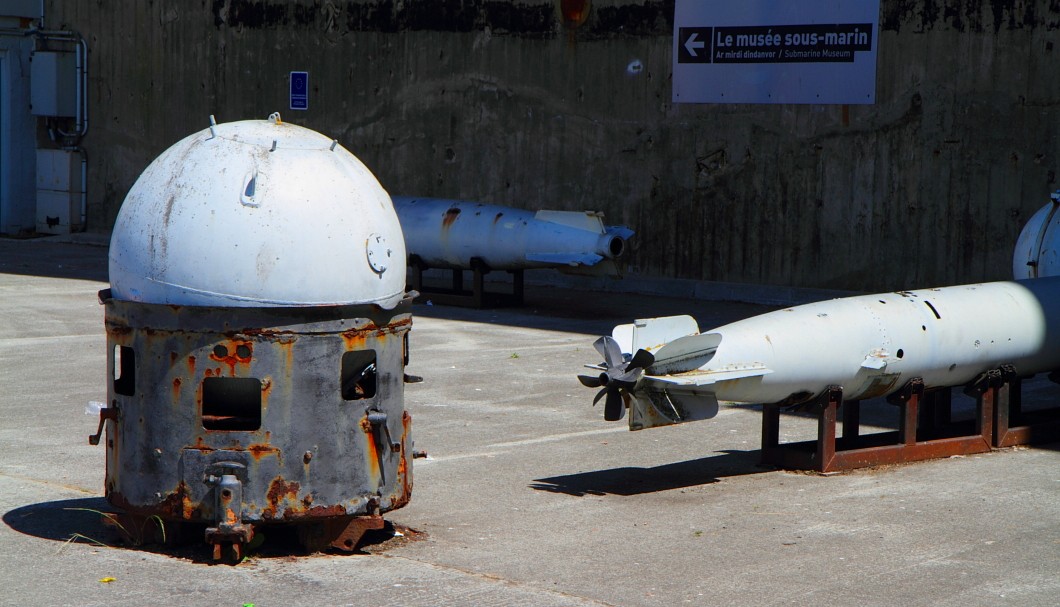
[113,345,135,396]
[202,377,262,431]
[341,350,377,400]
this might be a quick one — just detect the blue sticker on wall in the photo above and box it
[290,71,308,110]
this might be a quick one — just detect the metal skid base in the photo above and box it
[409,255,524,308]
[98,511,387,560]
[761,367,1060,473]
[296,514,386,553]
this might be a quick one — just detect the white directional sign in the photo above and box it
[673,0,880,104]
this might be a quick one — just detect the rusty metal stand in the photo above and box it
[992,367,1060,447]
[297,514,385,553]
[408,255,524,308]
[760,375,998,473]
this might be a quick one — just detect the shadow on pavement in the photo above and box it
[3,496,113,543]
[411,290,776,338]
[0,238,109,283]
[529,449,770,497]
[3,496,418,562]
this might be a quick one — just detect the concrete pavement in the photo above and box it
[1,237,1058,607]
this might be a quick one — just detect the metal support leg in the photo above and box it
[760,387,842,473]
[985,365,1059,448]
[408,255,425,294]
[410,258,524,308]
[762,403,780,451]
[816,388,841,470]
[887,378,924,446]
[964,368,1001,446]
[761,376,996,473]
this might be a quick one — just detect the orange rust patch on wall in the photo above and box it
[280,503,349,521]
[360,417,381,483]
[391,411,413,509]
[110,481,196,521]
[187,355,196,376]
[263,477,301,519]
[341,319,411,351]
[183,495,196,520]
[304,504,345,518]
[172,377,182,400]
[442,207,462,228]
[210,341,252,376]
[248,440,279,459]
[561,0,591,27]
[341,329,368,351]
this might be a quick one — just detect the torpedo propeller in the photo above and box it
[578,336,655,421]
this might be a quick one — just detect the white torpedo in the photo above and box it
[392,196,633,276]
[579,277,1060,430]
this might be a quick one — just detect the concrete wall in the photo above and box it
[44,0,1060,292]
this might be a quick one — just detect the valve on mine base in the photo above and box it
[203,461,254,561]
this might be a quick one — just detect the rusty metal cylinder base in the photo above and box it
[98,290,413,543]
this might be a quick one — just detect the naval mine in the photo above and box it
[89,113,417,560]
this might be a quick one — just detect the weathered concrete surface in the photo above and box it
[37,1,1060,292]
[2,237,1059,606]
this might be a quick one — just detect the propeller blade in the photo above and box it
[578,374,604,388]
[603,388,625,421]
[592,336,610,363]
[627,348,655,371]
[594,335,625,369]
[592,388,607,406]
[612,367,642,384]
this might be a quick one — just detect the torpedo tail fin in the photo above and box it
[628,384,720,431]
[627,364,773,431]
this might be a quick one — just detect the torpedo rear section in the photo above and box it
[579,277,1060,472]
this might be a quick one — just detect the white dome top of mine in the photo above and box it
[108,114,406,309]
